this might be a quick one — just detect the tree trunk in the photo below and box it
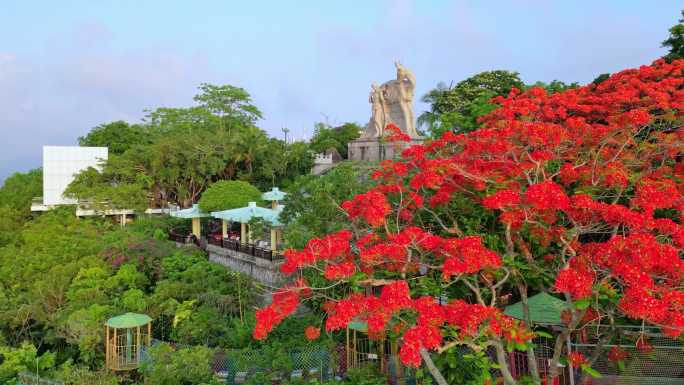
[518,284,542,385]
[548,308,585,381]
[419,348,448,385]
[494,341,518,385]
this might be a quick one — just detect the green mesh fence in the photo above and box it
[17,372,63,385]
[570,326,684,385]
[212,345,336,384]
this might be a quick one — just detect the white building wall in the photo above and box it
[43,146,108,206]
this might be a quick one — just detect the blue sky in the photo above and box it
[0,1,681,182]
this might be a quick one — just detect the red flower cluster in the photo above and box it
[441,236,502,278]
[524,180,570,211]
[554,266,594,300]
[567,351,588,367]
[608,346,629,362]
[323,261,356,280]
[253,288,300,340]
[304,326,321,341]
[399,325,442,366]
[280,230,352,274]
[482,189,521,210]
[341,190,391,227]
[385,123,412,142]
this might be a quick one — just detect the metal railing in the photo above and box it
[17,373,62,385]
[219,238,284,262]
[170,231,283,261]
[168,229,199,246]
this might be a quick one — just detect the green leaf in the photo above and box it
[536,331,553,339]
[581,365,602,378]
[574,298,591,309]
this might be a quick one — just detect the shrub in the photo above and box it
[198,180,262,212]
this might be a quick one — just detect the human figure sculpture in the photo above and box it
[367,82,387,137]
[362,61,417,138]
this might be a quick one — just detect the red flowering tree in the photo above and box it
[254,59,684,385]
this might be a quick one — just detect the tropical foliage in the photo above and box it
[0,168,42,213]
[309,122,362,159]
[78,121,150,155]
[663,10,684,62]
[255,59,684,385]
[66,83,315,211]
[0,210,258,383]
[419,71,578,138]
[280,162,372,249]
[198,180,262,212]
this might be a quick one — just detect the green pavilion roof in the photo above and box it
[348,320,368,332]
[504,292,566,325]
[170,204,209,219]
[211,202,283,226]
[262,187,287,201]
[106,313,152,328]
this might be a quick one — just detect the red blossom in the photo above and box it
[482,189,521,210]
[524,180,570,211]
[385,123,412,142]
[608,346,629,362]
[554,267,594,300]
[341,190,391,227]
[441,236,502,278]
[567,351,588,367]
[305,326,321,341]
[323,261,357,280]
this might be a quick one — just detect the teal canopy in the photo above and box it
[262,187,287,201]
[348,320,368,332]
[212,202,283,226]
[504,292,566,325]
[170,204,209,219]
[107,313,152,329]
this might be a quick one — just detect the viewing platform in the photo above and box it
[168,231,284,286]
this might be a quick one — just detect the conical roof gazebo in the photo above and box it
[212,202,283,250]
[504,292,565,325]
[262,187,287,208]
[105,313,152,371]
[170,204,209,238]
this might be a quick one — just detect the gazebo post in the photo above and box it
[240,222,247,244]
[147,322,151,346]
[113,327,117,370]
[270,228,277,251]
[222,220,228,238]
[136,326,141,360]
[105,325,110,370]
[346,327,350,370]
[192,217,201,238]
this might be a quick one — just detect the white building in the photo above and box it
[31,146,108,211]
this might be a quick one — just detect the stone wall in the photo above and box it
[348,137,424,162]
[206,244,285,287]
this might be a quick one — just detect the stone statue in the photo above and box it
[348,61,422,162]
[368,82,387,137]
[362,61,417,138]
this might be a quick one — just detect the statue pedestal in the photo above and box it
[348,136,424,162]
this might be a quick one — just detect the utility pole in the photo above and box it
[282,127,290,144]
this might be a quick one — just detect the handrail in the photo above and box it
[169,231,283,261]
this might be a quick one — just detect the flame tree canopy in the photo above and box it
[254,59,684,384]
